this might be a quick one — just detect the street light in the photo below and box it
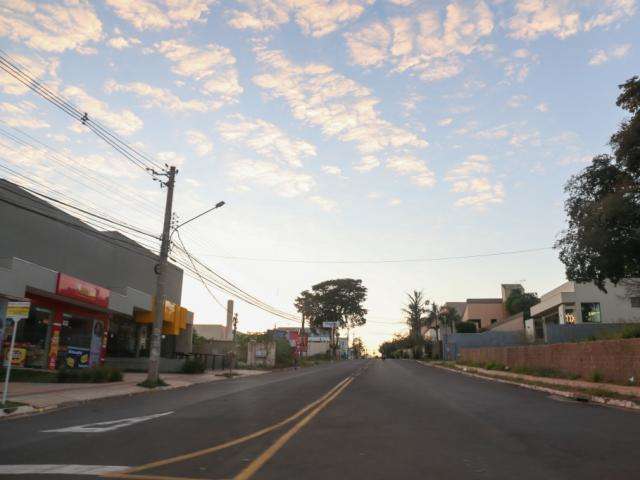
[173,201,225,233]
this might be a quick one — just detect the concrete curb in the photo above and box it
[1,370,271,421]
[419,361,640,412]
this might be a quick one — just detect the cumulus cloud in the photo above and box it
[588,43,631,66]
[354,155,381,172]
[0,54,59,96]
[0,0,102,53]
[438,117,453,126]
[229,159,315,197]
[253,45,427,170]
[506,0,636,40]
[186,130,213,157]
[104,79,217,112]
[218,114,316,168]
[321,165,343,176]
[226,0,373,37]
[345,1,494,81]
[507,94,528,108]
[63,85,143,136]
[445,154,503,208]
[386,155,435,187]
[155,39,243,105]
[105,0,214,30]
[107,36,141,50]
[0,100,50,129]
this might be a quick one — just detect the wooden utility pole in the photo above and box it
[147,166,176,384]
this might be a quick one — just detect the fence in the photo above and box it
[443,331,526,360]
[545,322,629,343]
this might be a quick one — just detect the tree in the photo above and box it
[294,278,368,358]
[556,76,640,291]
[403,290,429,357]
[378,333,411,358]
[351,337,365,359]
[438,306,461,335]
[505,290,540,319]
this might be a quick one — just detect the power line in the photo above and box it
[0,51,163,175]
[194,247,554,265]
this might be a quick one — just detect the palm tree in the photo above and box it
[403,290,429,358]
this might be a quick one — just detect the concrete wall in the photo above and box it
[459,338,640,384]
[462,302,507,330]
[0,180,183,303]
[307,341,330,357]
[490,313,524,332]
[574,281,640,323]
[545,323,629,344]
[247,340,276,368]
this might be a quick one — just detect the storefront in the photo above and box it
[2,273,111,370]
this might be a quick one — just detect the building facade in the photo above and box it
[0,180,193,369]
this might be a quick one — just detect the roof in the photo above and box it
[444,301,467,316]
[466,298,503,304]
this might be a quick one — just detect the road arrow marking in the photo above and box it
[42,411,173,433]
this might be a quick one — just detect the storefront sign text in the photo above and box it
[56,273,110,308]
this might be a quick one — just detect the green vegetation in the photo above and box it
[556,76,640,290]
[590,371,604,383]
[0,368,58,383]
[505,290,540,319]
[454,321,478,333]
[274,337,294,367]
[456,360,580,380]
[181,358,206,374]
[138,377,168,388]
[351,337,365,359]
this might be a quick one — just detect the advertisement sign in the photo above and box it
[322,321,338,328]
[64,347,91,369]
[47,321,61,370]
[56,273,110,308]
[6,302,31,320]
[4,347,26,367]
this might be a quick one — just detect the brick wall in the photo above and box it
[459,338,640,383]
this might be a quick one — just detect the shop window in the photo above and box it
[107,316,137,357]
[58,314,105,368]
[11,307,52,368]
[581,303,602,323]
[631,297,640,308]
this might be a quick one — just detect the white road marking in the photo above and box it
[42,411,173,433]
[0,465,129,475]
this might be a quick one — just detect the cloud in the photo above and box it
[107,36,141,50]
[155,39,243,105]
[309,195,338,212]
[388,198,402,206]
[105,0,214,30]
[386,155,435,187]
[507,94,528,108]
[345,1,494,81]
[0,54,59,96]
[354,155,380,172]
[438,117,453,126]
[535,102,549,112]
[229,159,315,197]
[588,43,631,66]
[104,79,217,112]
[253,45,427,166]
[0,0,102,53]
[226,0,373,37]
[218,114,316,168]
[321,165,343,175]
[0,100,50,129]
[506,0,636,40]
[186,130,213,157]
[473,124,510,140]
[157,150,186,167]
[445,154,503,208]
[63,85,143,136]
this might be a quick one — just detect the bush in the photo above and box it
[181,358,206,374]
[455,321,478,333]
[590,371,604,383]
[57,366,123,383]
[275,337,294,367]
[621,324,640,339]
[484,361,505,371]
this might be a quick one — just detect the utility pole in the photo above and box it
[147,165,177,385]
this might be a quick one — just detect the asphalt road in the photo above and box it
[0,359,639,480]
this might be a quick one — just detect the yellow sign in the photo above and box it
[4,347,26,367]
[6,301,30,320]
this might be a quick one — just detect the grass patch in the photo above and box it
[137,377,168,389]
[1,400,28,413]
[589,371,604,383]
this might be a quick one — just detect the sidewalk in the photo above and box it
[421,361,640,409]
[5,370,267,411]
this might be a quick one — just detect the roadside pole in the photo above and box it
[147,166,177,385]
[2,301,31,406]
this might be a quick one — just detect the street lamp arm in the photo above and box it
[174,201,225,231]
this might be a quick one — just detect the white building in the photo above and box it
[527,280,640,341]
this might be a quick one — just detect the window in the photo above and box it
[581,303,602,323]
[631,297,640,308]
[490,319,497,324]
[534,319,545,339]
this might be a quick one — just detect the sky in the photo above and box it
[0,0,638,353]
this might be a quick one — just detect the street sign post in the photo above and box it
[2,301,31,406]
